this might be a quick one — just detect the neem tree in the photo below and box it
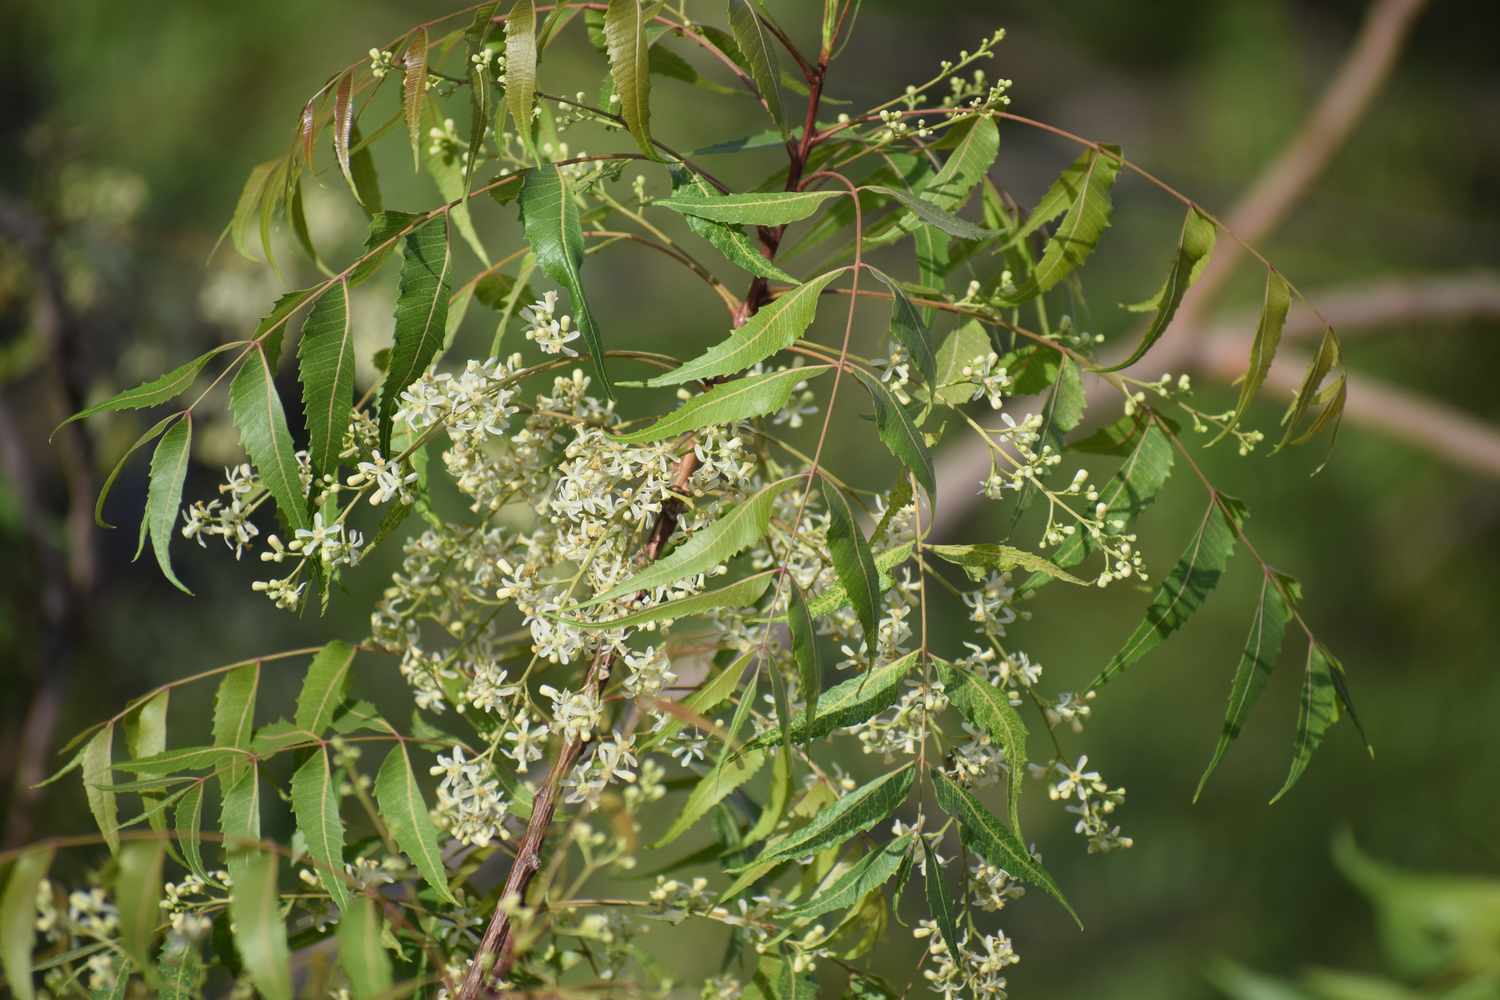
[5,2,1364,997]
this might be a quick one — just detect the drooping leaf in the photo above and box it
[505,0,539,160]
[137,415,192,593]
[787,579,822,725]
[1,846,52,1000]
[1213,270,1291,445]
[868,268,936,386]
[728,0,785,132]
[931,770,1081,928]
[119,746,249,776]
[648,270,845,387]
[640,650,755,752]
[670,172,799,284]
[227,851,292,1000]
[294,640,358,735]
[998,146,1121,305]
[821,477,881,645]
[754,766,914,865]
[114,840,165,973]
[1277,326,1342,450]
[805,543,912,618]
[784,835,912,922]
[921,838,962,962]
[866,186,994,241]
[374,745,456,903]
[212,664,259,788]
[56,343,239,434]
[173,781,210,884]
[571,570,775,630]
[913,116,1000,217]
[378,215,452,451]
[228,160,277,264]
[929,543,1088,586]
[937,661,1028,834]
[337,896,394,999]
[749,651,919,751]
[93,414,177,530]
[401,28,429,170]
[653,749,767,848]
[346,123,384,215]
[229,342,311,532]
[519,165,612,396]
[604,0,653,157]
[350,210,416,288]
[298,280,355,481]
[83,725,119,853]
[656,189,842,227]
[591,477,798,603]
[1102,207,1216,371]
[291,749,351,911]
[424,142,489,264]
[332,71,359,201]
[1196,575,1294,800]
[743,742,791,846]
[1272,642,1362,803]
[1091,498,1242,690]
[851,369,935,500]
[125,690,170,835]
[616,366,828,444]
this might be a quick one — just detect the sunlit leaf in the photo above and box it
[605,0,653,157]
[784,835,912,922]
[754,766,914,866]
[375,745,456,903]
[379,215,452,451]
[669,170,800,283]
[298,280,355,482]
[505,0,539,161]
[998,146,1121,305]
[212,664,259,789]
[937,661,1028,835]
[656,189,841,227]
[569,570,775,630]
[83,725,119,853]
[292,749,351,911]
[728,0,785,132]
[229,342,311,532]
[401,28,429,170]
[1213,271,1291,446]
[1102,206,1216,371]
[55,343,239,435]
[821,477,881,645]
[294,640,358,735]
[173,781,210,885]
[616,367,829,444]
[1272,642,1365,803]
[136,414,193,593]
[929,543,1088,586]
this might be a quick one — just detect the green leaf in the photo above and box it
[937,661,1028,835]
[505,0,539,161]
[347,123,384,215]
[821,477,881,645]
[125,690,170,835]
[374,745,455,903]
[591,477,798,603]
[157,940,204,1000]
[425,142,489,264]
[868,268,936,386]
[656,189,842,227]
[298,280,355,481]
[227,851,292,1000]
[350,211,417,287]
[867,117,1000,249]
[83,725,119,853]
[1053,354,1086,432]
[114,840,164,973]
[520,165,612,396]
[805,543,912,619]
[866,186,993,240]
[378,215,452,451]
[1213,271,1291,446]
[1101,207,1216,371]
[604,0,653,157]
[1196,576,1293,800]
[647,270,844,387]
[1091,499,1241,690]
[173,781,210,885]
[401,29,429,171]
[670,172,799,284]
[787,579,822,725]
[921,838,962,962]
[212,664,259,788]
[56,344,239,434]
[931,320,990,407]
[292,749,351,911]
[641,649,755,752]
[93,414,177,530]
[2,847,52,1000]
[1277,325,1342,449]
[929,543,1088,586]
[138,414,192,594]
[931,770,1081,928]
[743,743,791,846]
[294,640,358,735]
[118,746,248,775]
[653,749,767,848]
[229,342,311,532]
[754,766,913,866]
[228,160,276,263]
[728,0,785,132]
[337,896,394,999]
[998,146,1121,305]
[571,570,775,630]
[851,369,934,500]
[784,835,911,922]
[750,651,919,751]
[616,367,829,444]
[1272,643,1358,803]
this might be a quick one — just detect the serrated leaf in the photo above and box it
[604,0,653,157]
[505,0,539,160]
[648,270,844,387]
[869,117,1000,249]
[298,280,355,481]
[227,851,291,1000]
[1196,576,1293,800]
[374,746,455,903]
[805,543,912,618]
[1213,271,1290,446]
[866,186,994,240]
[93,413,177,530]
[228,160,277,263]
[520,165,612,396]
[571,570,775,630]
[787,579,821,725]
[378,215,451,451]
[1102,207,1216,371]
[592,477,798,603]
[118,746,249,775]
[350,210,416,288]
[401,29,429,170]
[212,664,259,788]
[673,177,801,283]
[747,651,916,752]
[999,146,1121,305]
[1053,354,1086,432]
[1272,643,1362,803]
[851,369,934,500]
[137,414,193,593]
[332,71,359,201]
[641,649,755,752]
[728,0,785,132]
[56,343,239,434]
[425,142,489,264]
[922,839,962,962]
[229,343,310,533]
[125,690,170,835]
[932,320,990,407]
[821,477,881,645]
[754,767,913,865]
[1277,326,1342,450]
[929,543,1088,586]
[656,189,842,227]
[937,662,1028,834]
[346,123,384,215]
[868,268,935,386]
[1,846,52,1000]
[743,743,791,846]
[616,366,829,444]
[931,770,1081,928]
[82,726,119,853]
[292,749,351,911]
[784,835,911,922]
[157,940,203,1000]
[115,840,164,973]
[338,896,393,999]
[653,749,767,848]
[294,640,358,735]
[1091,499,1241,690]
[173,781,210,885]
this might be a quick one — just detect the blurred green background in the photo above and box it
[2,1,1497,997]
